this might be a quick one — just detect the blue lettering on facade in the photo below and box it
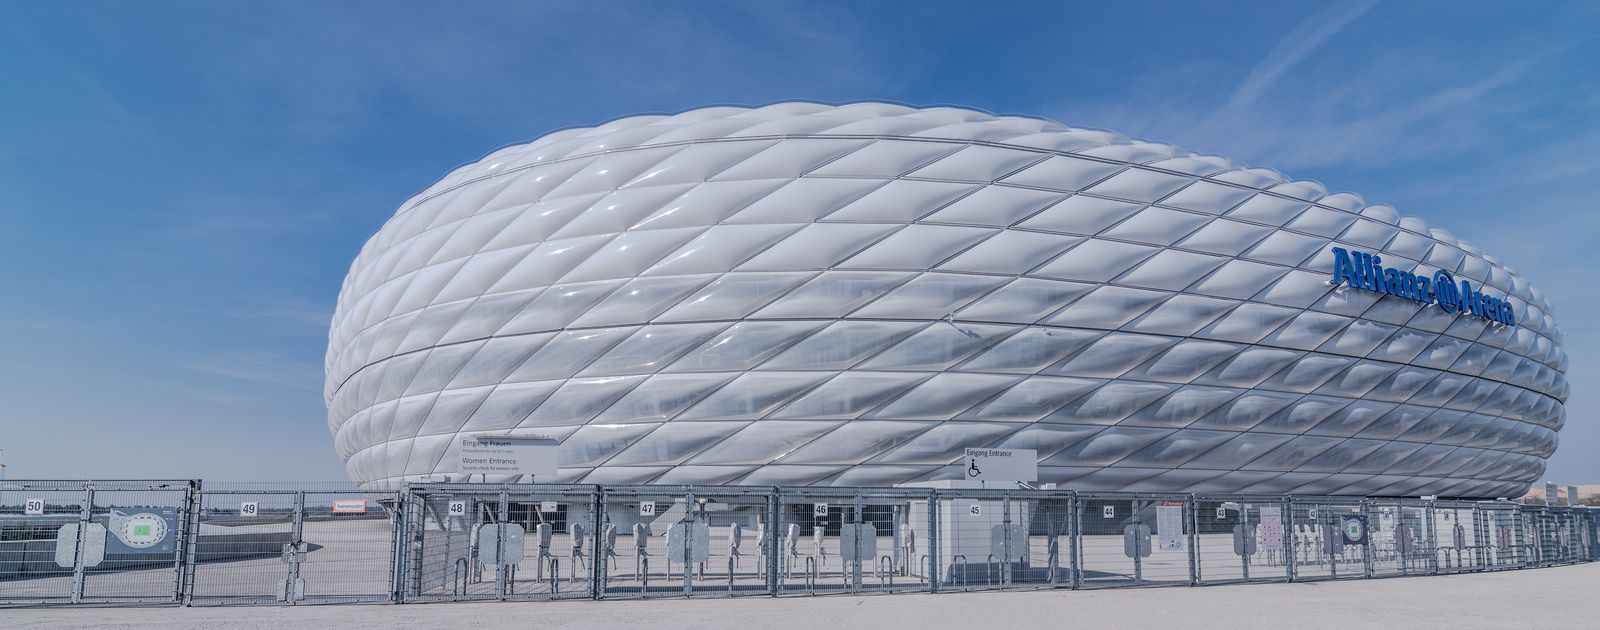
[1328,247,1515,327]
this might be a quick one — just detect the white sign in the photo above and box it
[332,500,366,514]
[540,501,558,513]
[1216,506,1226,519]
[813,503,829,517]
[1259,507,1283,547]
[56,523,107,568]
[962,448,1038,484]
[476,523,526,565]
[1309,507,1319,521]
[240,502,258,518]
[666,522,711,563]
[25,498,45,516]
[639,501,656,517]
[1103,505,1115,519]
[1156,503,1184,551]
[456,436,558,476]
[447,500,467,517]
[969,504,982,517]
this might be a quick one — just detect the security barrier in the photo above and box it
[2,480,1597,607]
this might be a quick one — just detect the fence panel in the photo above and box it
[1366,500,1432,578]
[592,485,769,599]
[1580,511,1593,559]
[1017,490,1073,589]
[1478,503,1524,569]
[595,485,773,598]
[500,485,600,600]
[594,486,672,598]
[1193,496,1288,585]
[4,481,1599,607]
[402,484,600,602]
[297,489,398,603]
[1554,509,1583,564]
[188,488,296,604]
[401,485,495,602]
[1581,510,1599,562]
[689,486,776,596]
[0,481,94,604]
[1286,497,1365,581]
[1528,508,1563,566]
[924,488,1072,592]
[1075,493,1190,588]
[1430,501,1479,574]
[77,482,195,604]
[773,487,870,595]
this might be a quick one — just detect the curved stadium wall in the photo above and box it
[325,102,1567,497]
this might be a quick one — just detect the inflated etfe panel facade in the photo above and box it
[326,102,1566,497]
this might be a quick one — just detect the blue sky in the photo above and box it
[2,1,1597,484]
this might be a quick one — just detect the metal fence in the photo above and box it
[2,480,1596,607]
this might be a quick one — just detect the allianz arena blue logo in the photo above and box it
[1329,247,1516,327]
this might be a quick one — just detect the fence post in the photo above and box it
[389,487,409,603]
[1361,501,1374,579]
[71,483,94,604]
[998,492,1011,589]
[1070,492,1082,589]
[1131,498,1144,586]
[591,486,604,599]
[284,490,306,603]
[1186,495,1198,586]
[767,487,780,596]
[927,491,940,593]
[853,491,865,592]
[495,487,510,599]
[1425,501,1438,575]
[681,490,695,597]
[1237,499,1251,582]
[175,480,201,605]
[1282,497,1294,582]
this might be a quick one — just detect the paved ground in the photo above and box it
[7,561,1596,629]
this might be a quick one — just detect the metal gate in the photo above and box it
[186,484,398,605]
[774,487,926,595]
[596,485,776,598]
[1430,501,1481,574]
[399,484,599,602]
[929,488,1072,592]
[1192,496,1289,585]
[1075,493,1191,588]
[0,480,196,605]
[1286,497,1365,581]
[1367,499,1432,577]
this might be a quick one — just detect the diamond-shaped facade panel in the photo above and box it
[328,102,1566,497]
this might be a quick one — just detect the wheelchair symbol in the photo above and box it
[967,458,981,478]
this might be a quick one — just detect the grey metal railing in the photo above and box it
[1,480,1595,607]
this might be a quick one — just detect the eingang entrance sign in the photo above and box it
[962,448,1038,485]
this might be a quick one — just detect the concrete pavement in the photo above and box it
[6,561,1596,629]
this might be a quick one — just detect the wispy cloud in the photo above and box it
[181,354,323,391]
[225,303,334,337]
[1201,0,1381,127]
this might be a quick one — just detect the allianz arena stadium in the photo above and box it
[326,102,1566,498]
